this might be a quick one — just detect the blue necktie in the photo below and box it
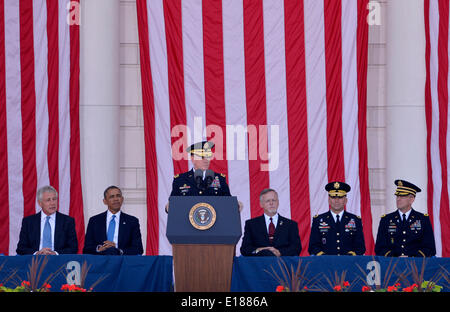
[107,215,116,242]
[42,216,52,248]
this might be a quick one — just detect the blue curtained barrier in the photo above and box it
[230,256,450,292]
[0,255,173,292]
[1,255,448,292]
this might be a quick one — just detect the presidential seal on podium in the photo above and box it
[189,202,217,230]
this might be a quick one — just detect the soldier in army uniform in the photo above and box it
[308,181,366,256]
[166,141,234,213]
[170,141,230,197]
[375,180,436,257]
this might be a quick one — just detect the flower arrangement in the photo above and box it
[271,257,446,293]
[60,284,90,292]
[275,285,308,292]
[361,281,442,292]
[0,280,51,292]
[62,260,109,292]
[266,258,321,292]
[361,282,401,292]
[0,257,107,293]
[333,281,350,292]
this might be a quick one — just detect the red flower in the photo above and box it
[343,281,350,287]
[403,286,413,292]
[387,285,398,292]
[333,285,342,292]
[403,284,419,292]
[21,281,30,288]
[61,283,87,292]
[276,285,285,292]
[362,285,371,292]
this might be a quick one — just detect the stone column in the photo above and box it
[80,0,120,223]
[385,0,427,213]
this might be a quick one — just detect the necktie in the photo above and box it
[402,213,407,226]
[268,217,275,245]
[42,216,52,249]
[107,215,116,242]
[336,214,341,226]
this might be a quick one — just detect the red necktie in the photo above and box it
[269,217,275,245]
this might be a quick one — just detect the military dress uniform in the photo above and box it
[375,180,436,257]
[170,169,231,196]
[375,209,436,257]
[169,140,231,197]
[308,182,366,256]
[309,211,366,256]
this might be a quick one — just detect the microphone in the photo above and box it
[205,170,215,187]
[194,169,204,189]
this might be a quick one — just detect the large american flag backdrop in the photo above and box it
[425,0,450,257]
[1,0,448,257]
[0,0,84,255]
[137,0,376,256]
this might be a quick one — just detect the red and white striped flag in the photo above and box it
[0,0,84,255]
[424,0,450,257]
[137,0,374,256]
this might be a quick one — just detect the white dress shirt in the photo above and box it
[330,210,344,224]
[398,209,412,221]
[263,213,278,233]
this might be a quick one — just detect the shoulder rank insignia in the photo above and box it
[313,214,318,218]
[220,173,226,178]
[174,174,179,178]
[357,215,361,219]
[424,213,429,217]
[381,214,386,218]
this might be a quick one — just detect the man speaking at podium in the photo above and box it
[171,141,231,197]
[166,141,233,213]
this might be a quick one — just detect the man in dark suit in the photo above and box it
[83,186,143,255]
[16,186,78,255]
[375,180,436,257]
[240,188,302,256]
[308,181,366,256]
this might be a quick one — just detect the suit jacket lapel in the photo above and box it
[34,212,42,250]
[273,215,286,243]
[325,211,337,230]
[188,169,202,194]
[54,212,62,249]
[342,211,349,228]
[118,213,125,248]
[100,211,108,241]
[257,215,270,244]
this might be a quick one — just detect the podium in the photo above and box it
[167,196,241,292]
